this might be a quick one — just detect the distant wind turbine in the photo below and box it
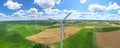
[23,16,27,27]
[35,16,38,29]
[30,15,38,29]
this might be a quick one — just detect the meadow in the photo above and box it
[0,21,53,48]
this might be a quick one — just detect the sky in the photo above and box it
[0,0,120,21]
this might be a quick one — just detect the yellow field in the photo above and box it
[26,26,80,45]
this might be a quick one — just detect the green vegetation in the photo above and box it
[0,21,54,48]
[0,21,120,48]
[54,28,96,48]
[32,44,50,48]
[109,22,120,25]
[66,22,111,27]
[97,27,120,32]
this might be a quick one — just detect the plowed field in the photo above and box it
[96,30,120,48]
[26,27,80,45]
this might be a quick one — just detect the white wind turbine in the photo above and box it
[48,12,72,48]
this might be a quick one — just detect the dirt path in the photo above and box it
[26,26,80,45]
[96,30,120,48]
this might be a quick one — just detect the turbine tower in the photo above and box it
[48,12,72,48]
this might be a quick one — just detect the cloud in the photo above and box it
[0,13,11,18]
[12,8,43,18]
[62,10,91,19]
[12,10,26,17]
[4,0,23,10]
[107,2,120,10]
[79,12,91,18]
[88,4,106,13]
[34,0,61,15]
[44,8,61,15]
[106,14,120,20]
[54,0,61,4]
[78,13,120,20]
[27,8,43,17]
[46,11,120,20]
[63,10,79,18]
[34,0,61,9]
[63,10,77,13]
[0,13,6,17]
[1,11,120,21]
[118,10,120,14]
[80,0,86,4]
[43,10,80,20]
[88,2,120,15]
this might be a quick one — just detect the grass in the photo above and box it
[109,22,120,25]
[6,24,49,37]
[96,27,120,32]
[66,22,111,27]
[0,21,52,48]
[0,21,119,48]
[53,28,96,48]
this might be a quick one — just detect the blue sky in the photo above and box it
[0,0,120,21]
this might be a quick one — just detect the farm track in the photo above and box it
[96,30,120,48]
[26,26,80,45]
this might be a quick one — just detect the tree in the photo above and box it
[32,44,50,48]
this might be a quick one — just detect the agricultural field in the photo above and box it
[0,21,120,48]
[96,23,120,48]
[96,30,120,48]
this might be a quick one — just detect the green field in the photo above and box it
[0,21,120,48]
[0,21,52,48]
[53,28,96,48]
[96,27,120,32]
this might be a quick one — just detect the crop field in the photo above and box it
[96,30,120,48]
[0,21,120,48]
[96,26,120,48]
[26,26,80,45]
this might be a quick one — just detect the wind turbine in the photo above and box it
[25,19,27,27]
[33,16,38,29]
[48,12,72,48]
[30,15,38,29]
[35,18,38,29]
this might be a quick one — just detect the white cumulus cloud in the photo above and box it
[4,0,23,10]
[27,8,43,17]
[0,13,10,18]
[54,0,61,4]
[88,4,106,13]
[118,10,120,14]
[12,10,26,17]
[44,8,61,15]
[107,2,120,10]
[34,0,61,9]
[63,10,77,13]
[34,0,61,15]
[0,13,6,17]
[12,8,43,18]
[80,0,86,4]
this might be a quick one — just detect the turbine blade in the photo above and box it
[48,18,59,22]
[63,12,72,21]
